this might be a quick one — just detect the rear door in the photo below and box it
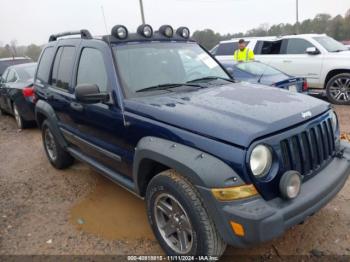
[0,69,9,111]
[1,69,18,113]
[47,43,80,130]
[254,40,284,69]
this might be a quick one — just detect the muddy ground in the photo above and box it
[0,105,350,259]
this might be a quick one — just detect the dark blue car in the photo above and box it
[221,60,308,93]
[34,26,350,258]
[0,62,37,128]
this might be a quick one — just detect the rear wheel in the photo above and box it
[13,103,28,129]
[42,120,73,169]
[326,73,350,105]
[146,169,226,257]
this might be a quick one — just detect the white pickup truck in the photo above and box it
[212,34,350,105]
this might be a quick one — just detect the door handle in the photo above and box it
[70,102,83,112]
[283,60,292,63]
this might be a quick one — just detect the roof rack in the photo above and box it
[49,29,92,42]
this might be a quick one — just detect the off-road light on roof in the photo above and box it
[159,25,174,38]
[111,25,128,39]
[137,24,153,38]
[176,27,190,39]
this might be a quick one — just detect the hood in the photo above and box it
[326,50,350,57]
[125,83,330,147]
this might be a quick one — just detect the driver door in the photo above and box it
[67,46,130,177]
[278,38,324,88]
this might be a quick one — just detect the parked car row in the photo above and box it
[212,34,350,105]
[0,26,349,258]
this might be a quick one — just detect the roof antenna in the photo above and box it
[101,5,109,34]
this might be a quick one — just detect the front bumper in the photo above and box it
[197,141,350,248]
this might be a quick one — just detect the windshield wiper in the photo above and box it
[187,76,234,84]
[331,49,346,52]
[136,83,203,93]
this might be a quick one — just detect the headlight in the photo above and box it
[331,110,338,131]
[249,145,272,177]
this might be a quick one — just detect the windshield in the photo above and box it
[235,62,282,76]
[113,42,229,96]
[313,36,347,52]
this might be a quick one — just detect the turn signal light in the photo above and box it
[230,221,245,237]
[211,184,258,201]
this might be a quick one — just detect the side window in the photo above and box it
[52,46,76,90]
[6,70,17,83]
[216,42,238,56]
[36,47,54,83]
[76,48,108,92]
[259,40,283,55]
[285,39,315,54]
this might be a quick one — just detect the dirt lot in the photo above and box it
[0,105,350,259]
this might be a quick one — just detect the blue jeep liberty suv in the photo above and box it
[34,25,350,257]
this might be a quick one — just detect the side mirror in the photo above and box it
[75,84,109,104]
[306,47,320,55]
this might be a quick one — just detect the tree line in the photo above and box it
[1,9,349,59]
[0,40,42,61]
[193,9,350,50]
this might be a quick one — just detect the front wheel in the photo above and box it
[326,73,350,105]
[146,170,226,257]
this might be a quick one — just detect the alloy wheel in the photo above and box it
[154,193,194,254]
[13,105,22,129]
[329,76,350,103]
[44,128,58,161]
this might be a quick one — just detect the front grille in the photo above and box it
[280,118,335,176]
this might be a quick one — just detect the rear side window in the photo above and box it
[216,42,237,56]
[52,46,76,90]
[256,40,283,55]
[6,70,17,83]
[36,47,54,83]
[285,39,314,54]
[76,48,108,92]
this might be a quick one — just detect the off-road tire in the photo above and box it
[146,169,226,257]
[41,120,73,169]
[326,73,350,105]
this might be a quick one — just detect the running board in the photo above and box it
[66,147,143,199]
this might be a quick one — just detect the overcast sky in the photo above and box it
[0,0,349,45]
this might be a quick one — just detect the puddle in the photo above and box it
[70,176,155,240]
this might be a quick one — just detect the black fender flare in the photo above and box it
[35,100,67,148]
[133,136,244,195]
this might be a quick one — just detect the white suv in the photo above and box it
[212,34,350,105]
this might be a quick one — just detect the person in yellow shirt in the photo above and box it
[234,39,255,62]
